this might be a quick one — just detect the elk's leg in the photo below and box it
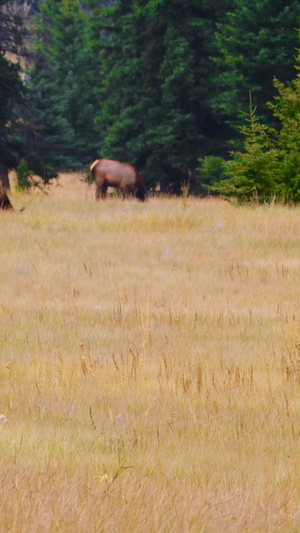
[126,184,135,198]
[101,182,108,199]
[95,185,101,200]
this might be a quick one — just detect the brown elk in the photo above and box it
[90,159,147,201]
[0,183,13,210]
[0,182,25,212]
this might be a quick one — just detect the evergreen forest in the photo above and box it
[1,0,300,201]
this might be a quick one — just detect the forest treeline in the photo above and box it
[1,0,300,201]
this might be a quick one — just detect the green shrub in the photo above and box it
[16,159,33,191]
[196,156,226,195]
[211,53,300,203]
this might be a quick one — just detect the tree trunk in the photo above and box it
[0,161,10,189]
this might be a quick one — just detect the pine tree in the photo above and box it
[0,0,26,187]
[212,52,300,203]
[26,0,103,178]
[24,53,76,180]
[97,0,227,193]
[214,0,300,130]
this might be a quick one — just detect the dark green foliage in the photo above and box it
[0,53,24,166]
[25,53,75,180]
[26,0,103,179]
[96,0,225,193]
[0,1,26,186]
[214,0,300,130]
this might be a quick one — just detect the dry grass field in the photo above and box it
[1,173,300,532]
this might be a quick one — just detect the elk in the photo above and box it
[90,159,147,201]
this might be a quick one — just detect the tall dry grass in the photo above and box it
[1,173,300,531]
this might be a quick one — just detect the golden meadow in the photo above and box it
[1,173,300,532]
